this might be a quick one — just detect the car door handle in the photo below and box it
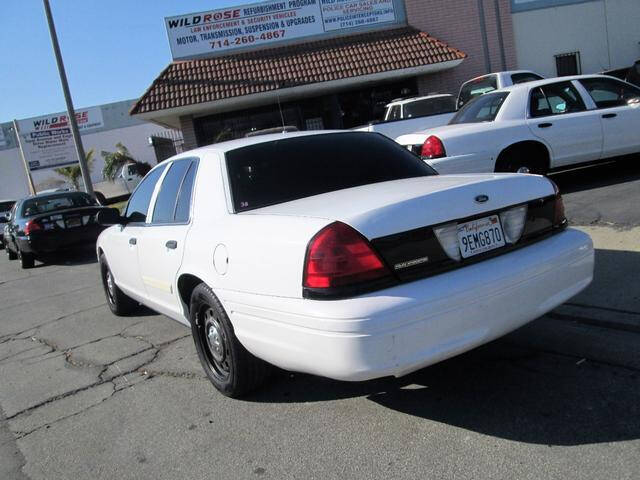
[602,113,617,119]
[537,123,553,128]
[165,240,177,249]
[129,237,137,245]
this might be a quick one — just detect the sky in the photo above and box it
[0,1,244,123]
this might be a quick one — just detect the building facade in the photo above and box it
[512,0,640,78]
[132,0,639,149]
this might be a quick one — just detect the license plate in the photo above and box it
[457,215,505,259]
[66,217,82,228]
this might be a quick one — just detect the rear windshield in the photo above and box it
[449,92,509,125]
[511,72,543,85]
[403,96,456,118]
[458,75,498,107]
[21,192,97,217]
[226,132,437,212]
[0,201,15,212]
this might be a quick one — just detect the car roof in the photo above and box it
[386,94,453,107]
[498,74,621,92]
[168,130,354,159]
[460,70,540,85]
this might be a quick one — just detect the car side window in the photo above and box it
[579,77,640,109]
[387,105,401,121]
[124,164,167,223]
[530,82,586,118]
[173,161,198,223]
[151,158,195,224]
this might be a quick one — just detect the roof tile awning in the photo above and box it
[131,26,466,119]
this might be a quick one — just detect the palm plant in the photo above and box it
[54,149,95,190]
[101,142,151,181]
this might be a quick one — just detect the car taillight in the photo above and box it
[303,222,391,289]
[549,179,567,228]
[420,135,446,159]
[24,220,42,235]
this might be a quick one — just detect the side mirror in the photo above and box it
[97,208,127,226]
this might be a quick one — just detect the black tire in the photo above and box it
[99,254,138,315]
[94,191,107,205]
[190,283,271,397]
[496,151,548,175]
[6,244,17,260]
[0,241,4,250]
[18,249,35,269]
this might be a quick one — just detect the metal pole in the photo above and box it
[42,0,94,197]
[12,120,37,195]
[494,0,507,71]
[476,0,492,73]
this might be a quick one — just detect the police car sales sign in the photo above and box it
[165,0,397,60]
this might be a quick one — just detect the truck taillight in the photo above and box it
[420,135,446,159]
[303,222,391,290]
[24,220,42,235]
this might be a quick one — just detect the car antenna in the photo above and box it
[277,91,286,134]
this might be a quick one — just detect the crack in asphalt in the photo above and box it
[548,311,640,335]
[4,330,192,424]
[0,303,107,344]
[564,302,640,316]
[0,284,96,313]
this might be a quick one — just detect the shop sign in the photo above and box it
[17,107,104,171]
[165,0,397,60]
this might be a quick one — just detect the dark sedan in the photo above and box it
[4,191,110,268]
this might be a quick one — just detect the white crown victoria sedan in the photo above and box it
[96,131,594,398]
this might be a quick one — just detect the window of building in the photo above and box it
[555,52,581,77]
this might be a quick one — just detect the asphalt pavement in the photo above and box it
[0,159,639,479]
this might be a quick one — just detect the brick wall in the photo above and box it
[179,115,198,150]
[404,0,518,95]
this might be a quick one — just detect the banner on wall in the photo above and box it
[165,0,397,60]
[17,107,104,171]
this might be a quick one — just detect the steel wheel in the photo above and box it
[199,306,231,381]
[515,165,531,174]
[105,269,116,306]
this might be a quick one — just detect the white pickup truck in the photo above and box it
[353,94,457,140]
[456,70,544,108]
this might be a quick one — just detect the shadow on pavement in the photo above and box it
[569,248,640,315]
[250,335,639,446]
[550,156,640,195]
[37,248,98,267]
[248,247,640,446]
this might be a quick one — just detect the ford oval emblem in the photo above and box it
[475,194,489,203]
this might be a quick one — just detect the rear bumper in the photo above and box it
[223,228,594,381]
[16,226,103,254]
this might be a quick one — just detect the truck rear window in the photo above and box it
[458,75,498,108]
[225,132,437,212]
[403,96,456,118]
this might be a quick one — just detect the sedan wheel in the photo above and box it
[201,307,231,381]
[190,283,271,397]
[6,245,17,260]
[99,254,137,316]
